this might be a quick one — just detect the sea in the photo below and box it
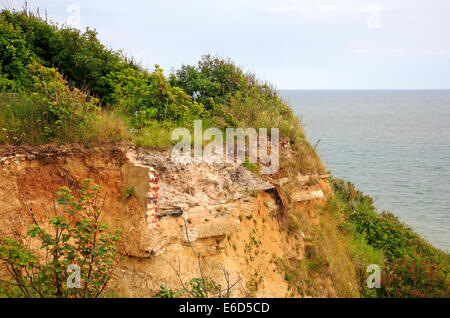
[280,90,450,253]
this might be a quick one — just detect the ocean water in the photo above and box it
[280,90,450,253]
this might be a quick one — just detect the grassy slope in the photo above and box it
[329,178,449,297]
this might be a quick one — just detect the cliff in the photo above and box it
[0,143,354,297]
[1,9,448,298]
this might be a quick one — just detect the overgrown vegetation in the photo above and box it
[2,7,446,299]
[0,7,322,173]
[329,177,450,298]
[281,204,362,297]
[0,180,122,298]
[279,178,449,298]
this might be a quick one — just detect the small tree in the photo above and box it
[0,179,122,298]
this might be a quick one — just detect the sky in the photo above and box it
[6,0,450,89]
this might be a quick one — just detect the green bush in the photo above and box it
[0,9,203,127]
[104,64,204,126]
[0,61,100,144]
[380,258,450,298]
[170,55,306,141]
[330,177,450,298]
[0,15,33,90]
[154,284,177,298]
[0,9,122,101]
[169,55,245,110]
[0,180,122,298]
[121,186,136,201]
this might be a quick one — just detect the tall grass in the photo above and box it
[0,93,130,145]
[0,94,43,144]
[133,122,177,150]
[281,203,361,297]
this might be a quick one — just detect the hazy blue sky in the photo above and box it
[7,0,450,89]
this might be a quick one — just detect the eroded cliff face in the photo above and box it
[0,143,335,297]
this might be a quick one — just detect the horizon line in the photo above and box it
[278,88,450,91]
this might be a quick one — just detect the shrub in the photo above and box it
[0,15,33,90]
[154,284,177,298]
[379,258,450,298]
[0,9,122,101]
[0,180,122,298]
[169,55,244,111]
[170,55,306,141]
[121,186,136,201]
[330,177,450,298]
[105,64,204,126]
[0,61,129,145]
[28,62,99,141]
[1,9,204,129]
[0,64,97,145]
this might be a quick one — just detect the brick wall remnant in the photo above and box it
[146,167,160,229]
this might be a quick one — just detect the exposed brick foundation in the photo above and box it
[146,166,160,229]
[124,151,161,230]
